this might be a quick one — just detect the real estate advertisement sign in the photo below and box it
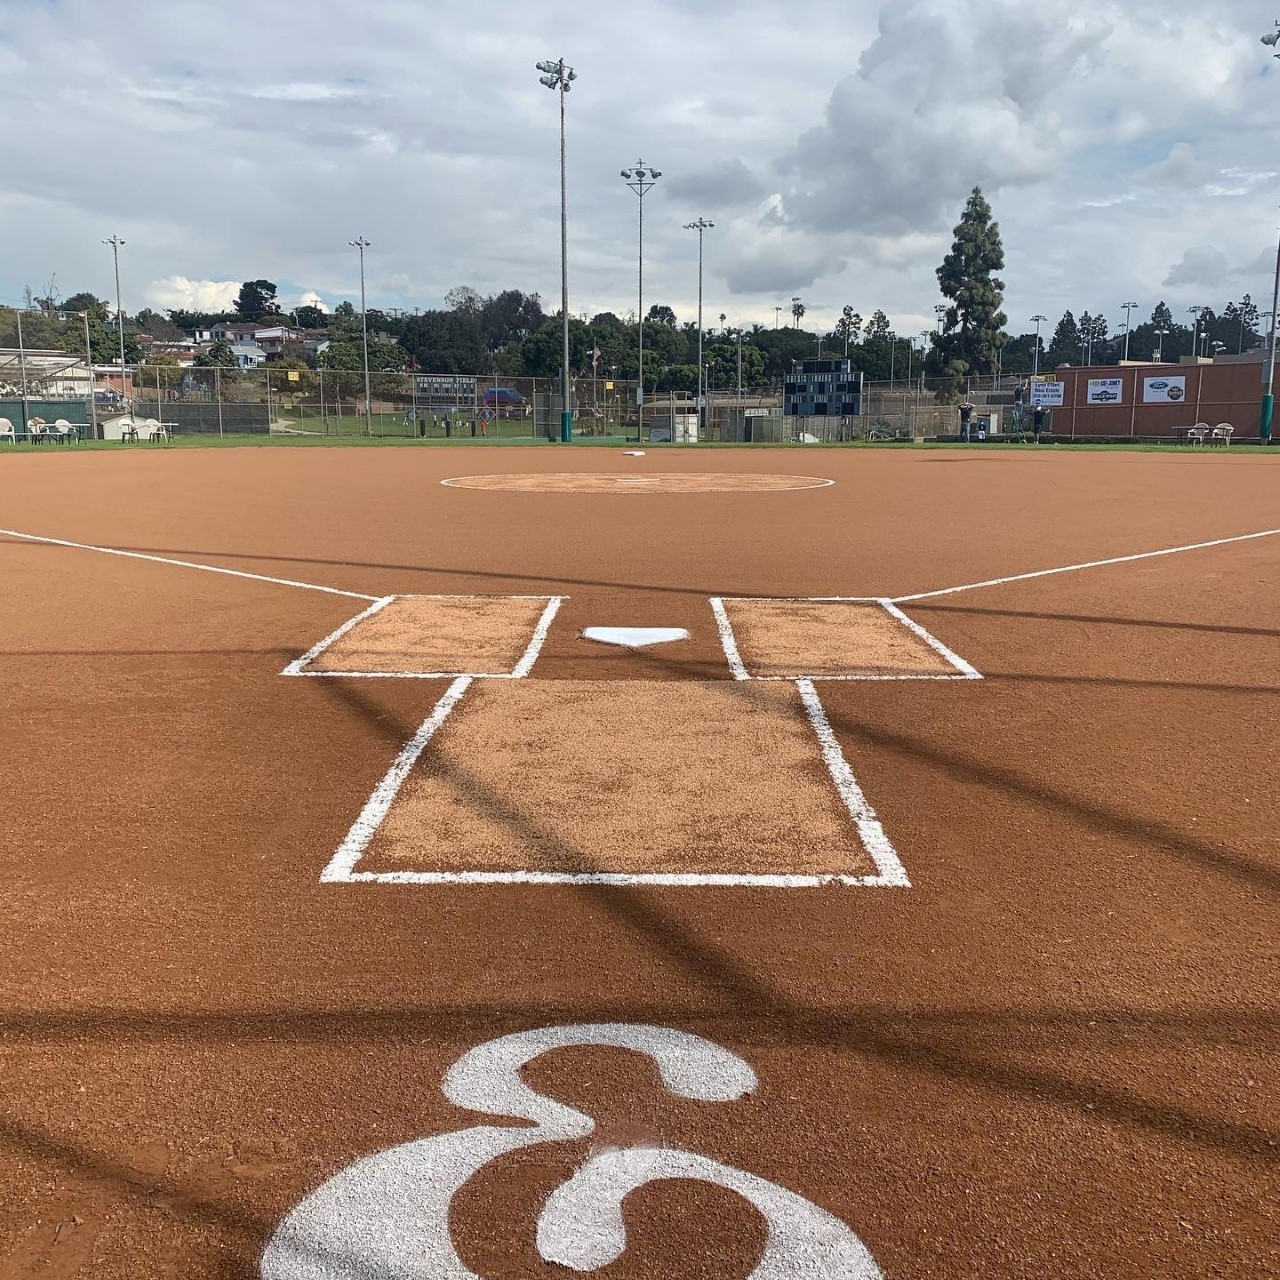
[1086,377,1125,406]
[1029,381,1064,407]
[1142,375,1187,404]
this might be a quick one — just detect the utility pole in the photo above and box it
[349,236,372,435]
[538,59,578,442]
[684,217,714,432]
[621,160,660,440]
[1262,214,1279,443]
[1030,315,1047,378]
[1121,301,1138,362]
[103,235,127,404]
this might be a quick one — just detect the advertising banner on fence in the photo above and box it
[1086,377,1125,405]
[1142,375,1187,404]
[415,375,477,402]
[1030,381,1064,407]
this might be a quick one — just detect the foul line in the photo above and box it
[280,596,396,675]
[892,528,1280,604]
[0,528,380,601]
[879,599,982,678]
[709,597,749,681]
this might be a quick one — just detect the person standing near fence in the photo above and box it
[1033,402,1045,443]
[958,398,975,443]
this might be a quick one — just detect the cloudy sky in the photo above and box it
[1,0,1278,340]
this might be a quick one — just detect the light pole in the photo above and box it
[1154,328,1169,362]
[621,160,659,438]
[934,304,947,334]
[1121,301,1139,362]
[774,306,782,329]
[1030,314,1047,378]
[539,58,578,443]
[684,218,714,428]
[80,310,98,438]
[1262,215,1279,443]
[1188,306,1204,364]
[735,327,744,403]
[14,306,29,426]
[103,235,127,404]
[349,236,372,435]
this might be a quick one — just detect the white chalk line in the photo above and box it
[878,599,983,679]
[892,528,1280,603]
[281,594,566,679]
[709,597,749,681]
[319,676,474,883]
[512,596,565,678]
[0,527,380,601]
[796,678,910,887]
[280,596,396,675]
[335,870,904,887]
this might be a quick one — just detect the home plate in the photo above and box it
[582,627,689,648]
[623,450,646,456]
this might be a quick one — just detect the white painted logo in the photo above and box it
[261,1024,883,1278]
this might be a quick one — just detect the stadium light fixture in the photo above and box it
[1262,22,1280,54]
[621,161,661,432]
[684,218,714,425]
[1154,327,1169,362]
[536,58,577,442]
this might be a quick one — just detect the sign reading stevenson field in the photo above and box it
[1143,375,1187,404]
[1087,378,1125,406]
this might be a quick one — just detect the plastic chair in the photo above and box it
[144,418,169,442]
[1186,424,1210,446]
[0,417,15,444]
[1211,424,1233,446]
[118,418,138,442]
[26,419,49,444]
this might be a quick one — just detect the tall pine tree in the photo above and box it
[935,187,1007,375]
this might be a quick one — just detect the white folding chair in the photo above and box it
[144,417,169,441]
[1187,424,1210,446]
[1211,424,1233,446]
[0,417,15,444]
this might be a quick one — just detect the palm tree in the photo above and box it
[791,297,806,328]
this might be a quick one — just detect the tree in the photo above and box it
[193,339,236,368]
[935,186,1007,375]
[134,308,182,341]
[234,280,281,321]
[790,299,806,328]
[646,304,677,327]
[444,286,482,314]
[865,309,892,340]
[1047,311,1081,366]
[294,304,327,330]
[835,307,863,349]
[64,292,109,321]
[398,310,487,374]
[480,290,545,351]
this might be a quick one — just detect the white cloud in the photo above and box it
[145,277,240,312]
[295,291,329,312]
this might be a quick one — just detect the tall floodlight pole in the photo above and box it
[1187,305,1204,365]
[103,235,127,402]
[736,327,743,403]
[934,304,947,334]
[1030,314,1048,378]
[539,58,578,442]
[1154,328,1168,361]
[1262,214,1279,443]
[774,305,782,329]
[621,158,660,439]
[349,237,372,435]
[81,311,98,438]
[1121,301,1139,362]
[14,307,29,425]
[684,218,714,427]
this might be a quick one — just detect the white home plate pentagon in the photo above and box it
[349,679,889,884]
[582,627,689,648]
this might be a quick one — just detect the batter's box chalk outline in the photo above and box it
[710,597,982,682]
[319,675,910,890]
[280,595,565,680]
